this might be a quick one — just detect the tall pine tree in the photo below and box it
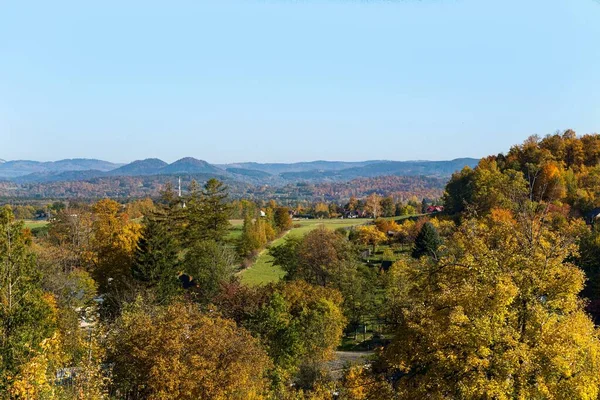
[132,218,181,303]
[412,221,441,259]
[185,179,231,245]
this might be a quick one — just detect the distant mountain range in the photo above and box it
[0,159,123,179]
[0,157,480,186]
[218,160,382,175]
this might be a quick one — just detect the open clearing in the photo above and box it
[240,218,371,285]
[23,220,49,229]
[227,219,244,241]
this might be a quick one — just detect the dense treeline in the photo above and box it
[262,175,445,203]
[444,130,600,322]
[0,175,251,200]
[231,194,434,221]
[444,130,600,216]
[0,174,444,203]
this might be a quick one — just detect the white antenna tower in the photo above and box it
[178,177,187,208]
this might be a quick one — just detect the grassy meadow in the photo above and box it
[23,220,49,229]
[240,218,371,286]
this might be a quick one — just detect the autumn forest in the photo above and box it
[4,131,600,399]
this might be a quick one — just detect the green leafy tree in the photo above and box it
[270,236,303,279]
[274,207,293,233]
[381,196,395,218]
[0,206,57,393]
[237,213,257,257]
[253,281,346,385]
[292,226,357,287]
[443,166,476,215]
[151,182,186,245]
[271,230,377,338]
[183,240,237,302]
[420,198,429,214]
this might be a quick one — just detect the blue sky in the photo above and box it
[1,0,599,163]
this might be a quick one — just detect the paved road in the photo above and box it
[326,351,375,379]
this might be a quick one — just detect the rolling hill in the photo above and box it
[160,157,223,175]
[0,159,122,179]
[109,158,168,176]
[0,157,479,189]
[225,168,272,179]
[279,159,479,181]
[218,160,383,174]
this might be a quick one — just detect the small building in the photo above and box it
[426,205,444,214]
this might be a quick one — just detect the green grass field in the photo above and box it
[23,220,49,229]
[240,218,371,286]
[227,220,244,241]
[229,219,244,227]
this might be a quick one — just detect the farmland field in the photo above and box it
[240,218,371,286]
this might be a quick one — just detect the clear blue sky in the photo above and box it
[1,0,599,164]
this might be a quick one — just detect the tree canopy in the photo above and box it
[386,209,600,399]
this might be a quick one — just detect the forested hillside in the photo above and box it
[0,174,446,202]
[444,130,600,216]
[0,159,123,178]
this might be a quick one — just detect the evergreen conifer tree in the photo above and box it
[412,221,441,258]
[185,179,231,245]
[133,218,181,302]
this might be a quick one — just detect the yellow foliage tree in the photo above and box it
[365,193,381,219]
[373,218,400,234]
[90,199,142,311]
[385,211,600,399]
[10,333,65,399]
[314,203,330,219]
[108,299,272,399]
[339,366,395,400]
[354,225,387,253]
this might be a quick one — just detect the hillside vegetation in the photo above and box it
[240,218,372,285]
[5,132,600,398]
